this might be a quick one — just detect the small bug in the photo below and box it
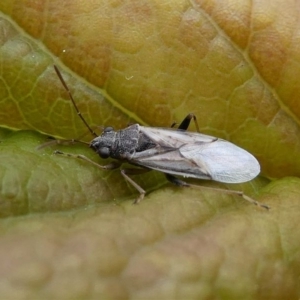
[52,65,269,210]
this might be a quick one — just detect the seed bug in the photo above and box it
[52,65,269,210]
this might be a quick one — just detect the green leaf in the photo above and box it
[0,129,166,217]
[1,1,300,298]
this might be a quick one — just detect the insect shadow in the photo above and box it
[50,65,269,210]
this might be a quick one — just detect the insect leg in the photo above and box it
[165,173,190,187]
[170,122,177,128]
[177,113,200,132]
[37,138,89,150]
[165,174,269,210]
[120,168,151,204]
[194,185,270,210]
[54,150,121,170]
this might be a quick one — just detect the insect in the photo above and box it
[53,65,269,210]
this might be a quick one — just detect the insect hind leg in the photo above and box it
[165,174,189,187]
[173,113,200,132]
[165,174,269,210]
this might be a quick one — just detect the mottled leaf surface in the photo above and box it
[0,1,300,299]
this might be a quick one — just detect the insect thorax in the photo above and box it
[90,124,156,160]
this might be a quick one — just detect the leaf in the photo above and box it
[0,1,300,298]
[0,129,166,217]
[0,175,299,299]
[0,1,300,177]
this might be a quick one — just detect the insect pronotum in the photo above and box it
[52,65,269,210]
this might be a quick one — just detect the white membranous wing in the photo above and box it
[131,146,213,180]
[139,126,215,148]
[179,140,260,183]
[138,126,260,183]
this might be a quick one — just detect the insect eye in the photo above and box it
[104,126,114,133]
[99,147,110,159]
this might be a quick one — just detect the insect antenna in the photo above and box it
[54,65,98,138]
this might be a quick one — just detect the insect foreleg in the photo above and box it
[120,168,151,204]
[165,174,269,210]
[54,150,121,170]
[37,138,89,150]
